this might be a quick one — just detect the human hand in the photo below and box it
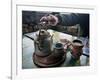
[40,14,59,26]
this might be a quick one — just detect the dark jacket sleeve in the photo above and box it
[57,13,80,26]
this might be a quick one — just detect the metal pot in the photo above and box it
[34,29,53,57]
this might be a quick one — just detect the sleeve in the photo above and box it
[56,13,80,26]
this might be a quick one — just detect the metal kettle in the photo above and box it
[34,29,53,57]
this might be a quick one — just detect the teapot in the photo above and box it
[34,29,53,57]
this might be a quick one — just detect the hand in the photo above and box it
[40,14,59,26]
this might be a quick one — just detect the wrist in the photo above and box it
[55,14,62,25]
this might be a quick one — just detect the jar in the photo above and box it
[71,39,84,59]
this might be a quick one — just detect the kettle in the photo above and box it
[34,29,53,57]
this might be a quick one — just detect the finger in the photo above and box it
[40,16,47,21]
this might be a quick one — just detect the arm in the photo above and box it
[56,13,79,26]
